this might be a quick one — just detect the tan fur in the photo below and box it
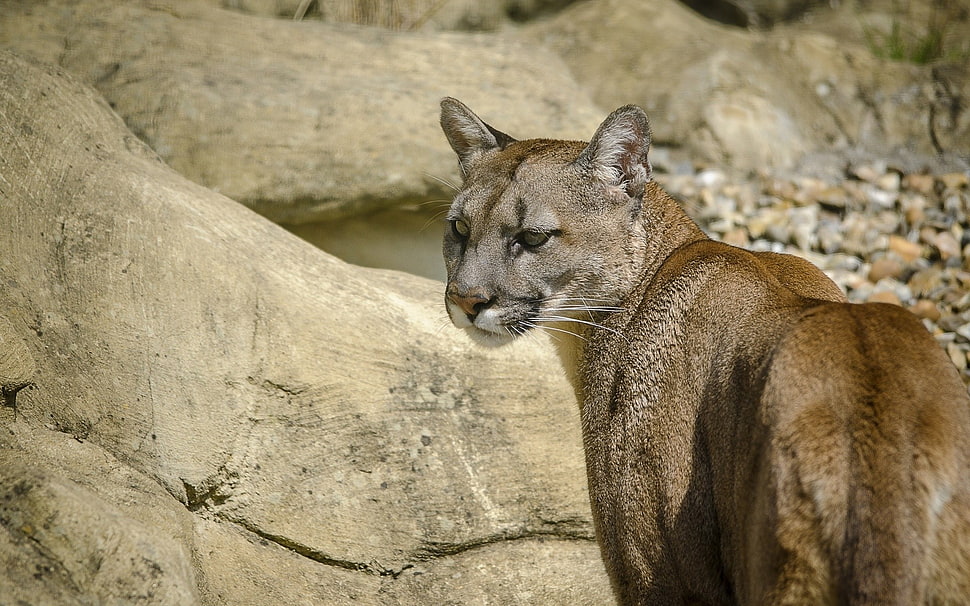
[439,98,970,605]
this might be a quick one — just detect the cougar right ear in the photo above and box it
[440,98,517,177]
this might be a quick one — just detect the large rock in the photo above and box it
[0,51,610,604]
[0,0,604,225]
[526,0,970,171]
[0,426,200,606]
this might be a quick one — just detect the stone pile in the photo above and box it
[657,164,970,381]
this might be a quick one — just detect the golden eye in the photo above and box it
[451,219,470,238]
[519,230,550,248]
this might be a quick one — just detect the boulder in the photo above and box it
[0,0,604,225]
[525,0,970,171]
[0,426,200,606]
[0,51,610,604]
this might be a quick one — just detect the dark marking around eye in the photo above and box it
[514,197,528,232]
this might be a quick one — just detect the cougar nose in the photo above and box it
[447,286,492,318]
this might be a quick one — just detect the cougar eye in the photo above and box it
[519,229,550,248]
[451,219,470,239]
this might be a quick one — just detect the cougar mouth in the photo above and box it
[445,296,538,346]
[448,294,623,345]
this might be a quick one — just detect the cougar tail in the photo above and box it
[840,477,921,604]
[839,403,952,606]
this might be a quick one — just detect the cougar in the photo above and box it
[439,97,970,605]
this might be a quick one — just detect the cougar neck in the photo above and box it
[635,181,709,286]
[547,181,708,410]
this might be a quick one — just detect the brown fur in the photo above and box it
[439,97,970,605]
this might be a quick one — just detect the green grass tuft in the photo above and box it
[864,0,969,65]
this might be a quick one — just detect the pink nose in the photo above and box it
[448,288,491,317]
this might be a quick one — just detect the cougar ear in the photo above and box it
[440,97,517,177]
[576,105,653,199]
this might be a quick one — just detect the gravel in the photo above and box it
[655,162,970,385]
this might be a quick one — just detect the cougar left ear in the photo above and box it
[576,105,653,199]
[440,97,517,177]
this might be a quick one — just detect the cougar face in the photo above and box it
[440,99,651,345]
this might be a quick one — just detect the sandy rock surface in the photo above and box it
[0,51,609,605]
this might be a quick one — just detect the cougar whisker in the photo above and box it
[421,208,453,231]
[546,305,626,313]
[424,172,460,192]
[533,314,629,342]
[518,320,588,342]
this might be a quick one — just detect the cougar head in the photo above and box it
[439,97,653,345]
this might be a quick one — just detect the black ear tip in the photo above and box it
[608,104,649,125]
[612,105,651,145]
[440,97,466,114]
[614,104,647,116]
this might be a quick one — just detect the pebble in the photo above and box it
[939,172,969,190]
[933,231,961,262]
[850,162,885,183]
[789,206,818,251]
[696,169,727,189]
[875,172,901,192]
[902,173,935,195]
[910,299,942,322]
[907,267,944,297]
[948,343,968,372]
[887,235,923,263]
[868,257,904,282]
[899,192,927,225]
[657,160,970,386]
[815,226,843,255]
[864,184,897,209]
[814,186,849,210]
